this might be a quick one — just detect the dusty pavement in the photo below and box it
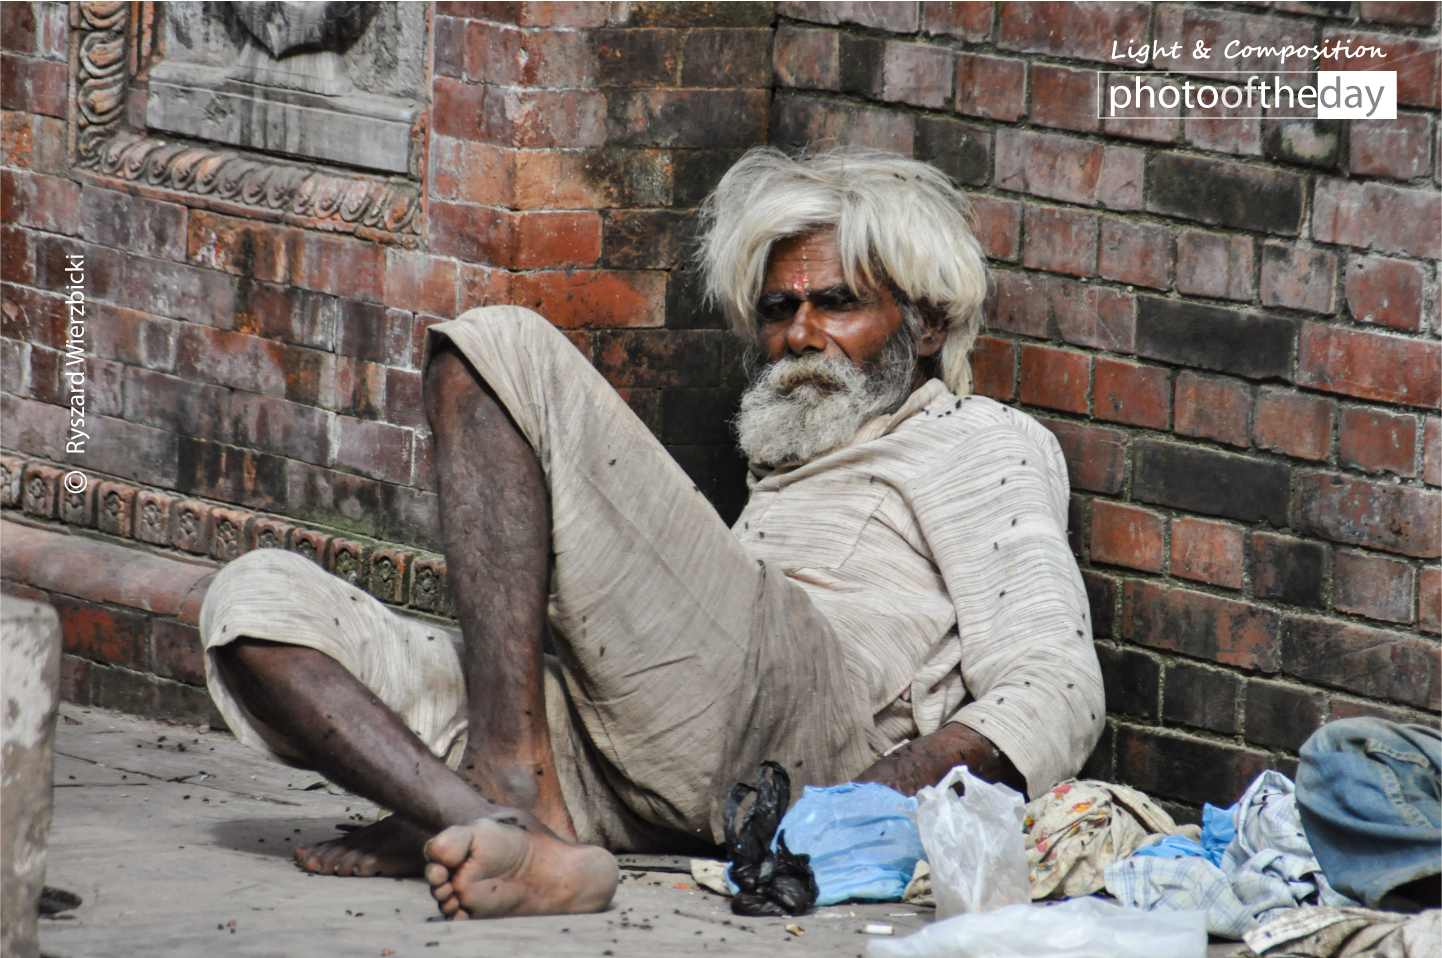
[39,704,1246,957]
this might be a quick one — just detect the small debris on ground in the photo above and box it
[862,923,893,936]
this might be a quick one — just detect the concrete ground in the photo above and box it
[39,705,1245,957]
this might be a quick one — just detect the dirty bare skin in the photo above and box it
[214,342,614,915]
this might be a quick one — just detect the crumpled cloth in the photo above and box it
[1241,906,1440,958]
[1024,779,1198,899]
[1105,771,1359,939]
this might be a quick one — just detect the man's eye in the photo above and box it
[757,296,799,321]
[813,291,862,311]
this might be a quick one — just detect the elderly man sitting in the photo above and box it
[201,148,1104,919]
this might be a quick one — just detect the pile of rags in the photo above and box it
[1240,906,1440,958]
[1105,770,1359,938]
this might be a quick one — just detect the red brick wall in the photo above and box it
[769,0,1440,811]
[3,1,1439,813]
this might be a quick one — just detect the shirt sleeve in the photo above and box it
[908,417,1105,798]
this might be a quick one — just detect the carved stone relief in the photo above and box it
[69,1,423,238]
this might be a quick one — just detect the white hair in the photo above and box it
[698,147,990,395]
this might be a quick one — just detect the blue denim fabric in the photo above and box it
[1295,718,1441,909]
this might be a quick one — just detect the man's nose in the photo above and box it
[784,302,828,355]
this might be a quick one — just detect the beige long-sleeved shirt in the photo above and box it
[732,379,1105,797]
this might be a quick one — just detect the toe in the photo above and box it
[424,825,474,869]
[425,861,451,889]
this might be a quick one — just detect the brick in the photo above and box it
[1136,298,1297,382]
[168,500,213,555]
[923,1,991,39]
[1155,6,1306,77]
[995,130,1141,208]
[1099,219,1172,290]
[1090,501,1165,573]
[1124,579,1281,671]
[1339,406,1417,477]
[1174,231,1254,302]
[510,270,665,329]
[1164,661,1241,734]
[174,438,286,514]
[207,509,252,563]
[409,557,451,615]
[1038,420,1126,495]
[1312,179,1441,259]
[248,517,294,552]
[955,53,1026,122]
[1098,645,1160,718]
[151,620,205,686]
[1343,256,1424,332]
[289,231,383,302]
[0,53,67,118]
[913,117,988,187]
[514,147,673,210]
[836,34,884,98]
[593,329,725,389]
[1295,471,1440,559]
[602,210,697,270]
[594,28,679,87]
[94,482,135,537]
[128,491,170,547]
[878,41,952,109]
[184,210,290,284]
[383,250,458,318]
[1116,725,1271,807]
[1282,615,1440,709]
[1427,417,1441,487]
[777,1,917,32]
[985,270,1051,339]
[1297,324,1440,408]
[969,196,1021,262]
[1029,64,1098,133]
[1022,206,1097,278]
[333,417,414,485]
[123,367,231,442]
[1244,680,1326,752]
[20,462,58,518]
[681,28,771,88]
[1133,439,1291,525]
[1,224,33,285]
[1081,571,1117,638]
[1019,344,1089,414]
[1421,565,1440,633]
[998,2,1150,64]
[368,549,410,605]
[1253,389,1333,462]
[1322,28,1438,110]
[1,4,35,52]
[968,336,1015,401]
[1260,119,1341,172]
[329,539,370,590]
[1260,244,1336,314]
[1149,155,1304,236]
[289,528,332,567]
[1104,75,1182,144]
[1094,359,1169,430]
[771,92,913,154]
[773,26,837,90]
[1350,114,1432,182]
[0,455,23,508]
[58,481,94,528]
[1360,2,1439,26]
[1175,372,1250,448]
[1329,698,1429,728]
[608,89,767,149]
[1183,92,1263,158]
[52,595,149,670]
[79,189,187,262]
[1172,518,1244,590]
[502,88,610,149]
[1334,550,1415,624]
[1,169,79,235]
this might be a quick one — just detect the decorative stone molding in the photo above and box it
[69,1,422,238]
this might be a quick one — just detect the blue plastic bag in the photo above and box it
[1199,802,1236,866]
[727,782,924,905]
[1132,835,1207,860]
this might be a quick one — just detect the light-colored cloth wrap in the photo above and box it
[203,306,874,851]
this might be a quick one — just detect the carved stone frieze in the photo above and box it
[69,1,421,238]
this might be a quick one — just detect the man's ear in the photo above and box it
[916,304,947,358]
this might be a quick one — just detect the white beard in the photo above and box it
[735,336,917,467]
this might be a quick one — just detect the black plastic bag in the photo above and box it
[723,761,818,916]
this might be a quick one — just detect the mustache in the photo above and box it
[769,354,855,392]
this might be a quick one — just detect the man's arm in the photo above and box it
[858,416,1105,799]
[853,722,1027,796]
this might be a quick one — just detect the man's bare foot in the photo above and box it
[424,812,618,918]
[295,816,430,876]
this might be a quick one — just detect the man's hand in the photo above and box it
[853,723,1027,798]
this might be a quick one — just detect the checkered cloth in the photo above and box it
[1105,771,1358,939]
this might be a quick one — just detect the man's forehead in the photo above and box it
[764,231,845,291]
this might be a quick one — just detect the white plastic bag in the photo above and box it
[866,896,1208,958]
[908,765,1030,917]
